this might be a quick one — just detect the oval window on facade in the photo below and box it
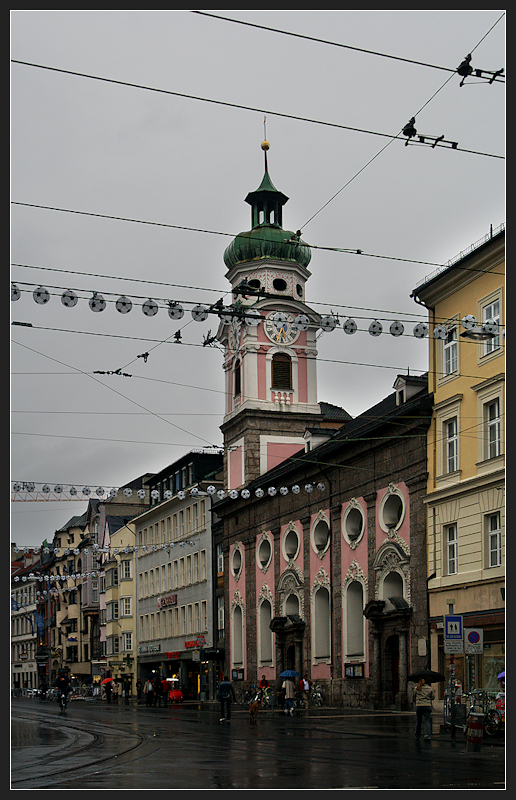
[312,518,331,555]
[342,502,366,548]
[257,536,272,570]
[283,527,300,561]
[231,546,242,578]
[379,488,405,534]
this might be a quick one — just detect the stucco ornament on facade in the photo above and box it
[277,564,304,617]
[231,588,245,617]
[257,582,275,611]
[372,541,411,605]
[311,565,331,596]
[342,558,368,593]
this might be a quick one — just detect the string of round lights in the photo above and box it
[12,479,328,504]
[11,281,502,341]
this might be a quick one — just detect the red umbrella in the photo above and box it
[101,677,114,684]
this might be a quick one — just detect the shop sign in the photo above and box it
[185,635,206,649]
[164,652,180,659]
[158,594,177,609]
[138,643,161,654]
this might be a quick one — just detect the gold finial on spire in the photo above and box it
[261,116,270,170]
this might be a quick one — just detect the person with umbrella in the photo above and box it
[280,670,298,716]
[408,669,444,741]
[101,676,113,703]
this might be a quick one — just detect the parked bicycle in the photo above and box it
[260,687,275,708]
[310,685,324,707]
[461,690,502,737]
[237,687,259,709]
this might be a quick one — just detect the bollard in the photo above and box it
[466,712,484,752]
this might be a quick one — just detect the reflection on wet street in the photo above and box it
[11,699,505,790]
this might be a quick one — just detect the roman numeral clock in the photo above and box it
[264,311,300,345]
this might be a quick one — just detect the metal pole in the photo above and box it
[448,602,456,738]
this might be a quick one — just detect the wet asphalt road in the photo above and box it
[11,697,505,790]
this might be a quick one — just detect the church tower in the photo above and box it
[218,141,323,490]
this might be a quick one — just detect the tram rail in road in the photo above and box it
[11,697,505,790]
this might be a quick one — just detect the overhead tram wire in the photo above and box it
[10,61,503,160]
[11,333,498,386]
[298,14,505,231]
[12,339,219,449]
[191,11,505,84]
[13,411,499,498]
[10,215,505,277]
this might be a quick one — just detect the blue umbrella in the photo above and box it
[497,671,505,679]
[280,670,299,678]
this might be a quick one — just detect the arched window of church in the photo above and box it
[381,571,404,611]
[345,580,364,658]
[234,359,241,396]
[272,352,292,390]
[232,604,244,666]
[258,599,273,663]
[313,586,331,659]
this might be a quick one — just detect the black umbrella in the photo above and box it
[408,669,446,683]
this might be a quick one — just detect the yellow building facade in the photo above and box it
[103,522,138,699]
[411,226,505,695]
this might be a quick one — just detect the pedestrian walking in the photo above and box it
[136,678,142,703]
[283,677,295,715]
[144,677,154,707]
[161,677,170,707]
[39,676,48,701]
[153,675,164,707]
[413,677,435,740]
[300,675,311,708]
[218,675,236,722]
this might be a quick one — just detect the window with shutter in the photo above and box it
[272,353,292,390]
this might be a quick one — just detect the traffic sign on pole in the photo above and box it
[465,627,483,654]
[444,614,463,653]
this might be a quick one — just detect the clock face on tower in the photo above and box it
[264,311,300,345]
[228,321,241,353]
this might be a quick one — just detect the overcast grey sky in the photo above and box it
[11,10,505,546]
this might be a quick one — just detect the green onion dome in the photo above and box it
[223,151,311,270]
[223,223,312,270]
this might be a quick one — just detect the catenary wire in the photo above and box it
[10,217,506,278]
[299,15,505,229]
[191,11,505,82]
[10,61,503,159]
[11,339,220,449]
[11,332,499,384]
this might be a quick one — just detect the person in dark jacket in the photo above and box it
[217,675,236,722]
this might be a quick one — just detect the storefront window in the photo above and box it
[437,628,504,695]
